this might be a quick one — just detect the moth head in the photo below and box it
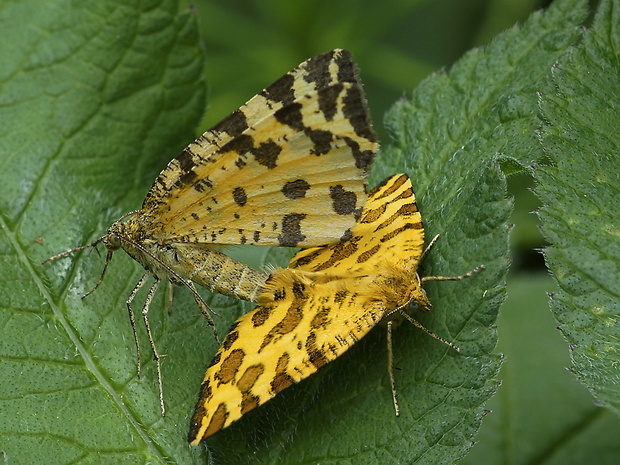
[103,210,144,252]
[406,284,431,313]
[103,222,124,251]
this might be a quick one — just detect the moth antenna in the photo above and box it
[398,310,460,352]
[116,209,141,222]
[41,236,105,264]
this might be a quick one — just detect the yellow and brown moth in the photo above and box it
[188,173,483,442]
[45,49,377,414]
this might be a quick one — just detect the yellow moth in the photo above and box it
[188,173,483,442]
[44,49,377,414]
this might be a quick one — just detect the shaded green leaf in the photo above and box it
[535,0,620,415]
[378,0,586,185]
[462,274,620,465]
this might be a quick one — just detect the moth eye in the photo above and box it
[105,233,122,251]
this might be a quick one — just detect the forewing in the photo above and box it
[142,49,377,247]
[290,173,425,274]
[187,273,384,443]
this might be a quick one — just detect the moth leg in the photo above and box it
[421,233,440,260]
[186,281,220,344]
[420,233,484,282]
[126,273,150,378]
[386,320,400,417]
[166,281,174,316]
[83,250,114,299]
[141,276,166,417]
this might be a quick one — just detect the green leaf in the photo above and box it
[462,274,620,465]
[0,0,208,463]
[377,0,586,184]
[535,0,620,416]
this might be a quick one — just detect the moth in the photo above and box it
[188,173,483,442]
[44,49,377,414]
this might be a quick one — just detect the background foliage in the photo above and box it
[1,0,618,464]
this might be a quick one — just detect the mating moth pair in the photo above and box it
[45,49,481,443]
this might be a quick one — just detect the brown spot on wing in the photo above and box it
[220,133,253,156]
[274,101,304,130]
[278,213,306,246]
[303,52,336,88]
[330,185,358,215]
[188,379,215,441]
[360,203,386,224]
[342,85,377,141]
[211,109,249,137]
[289,248,322,268]
[192,177,213,193]
[252,305,273,326]
[298,236,361,272]
[344,136,374,172]
[259,285,307,351]
[252,139,282,168]
[282,179,310,199]
[381,222,423,243]
[260,72,295,106]
[333,49,356,83]
[305,333,330,369]
[310,305,331,329]
[357,243,380,263]
[232,187,247,206]
[237,364,264,393]
[215,348,245,385]
[240,392,260,415]
[221,327,239,350]
[272,353,295,393]
[306,128,333,155]
[317,83,342,121]
[205,403,229,438]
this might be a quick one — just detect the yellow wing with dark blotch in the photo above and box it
[290,173,425,274]
[187,173,426,443]
[187,273,384,443]
[141,49,377,248]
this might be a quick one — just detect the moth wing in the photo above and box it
[290,173,425,273]
[187,273,384,443]
[142,49,377,247]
